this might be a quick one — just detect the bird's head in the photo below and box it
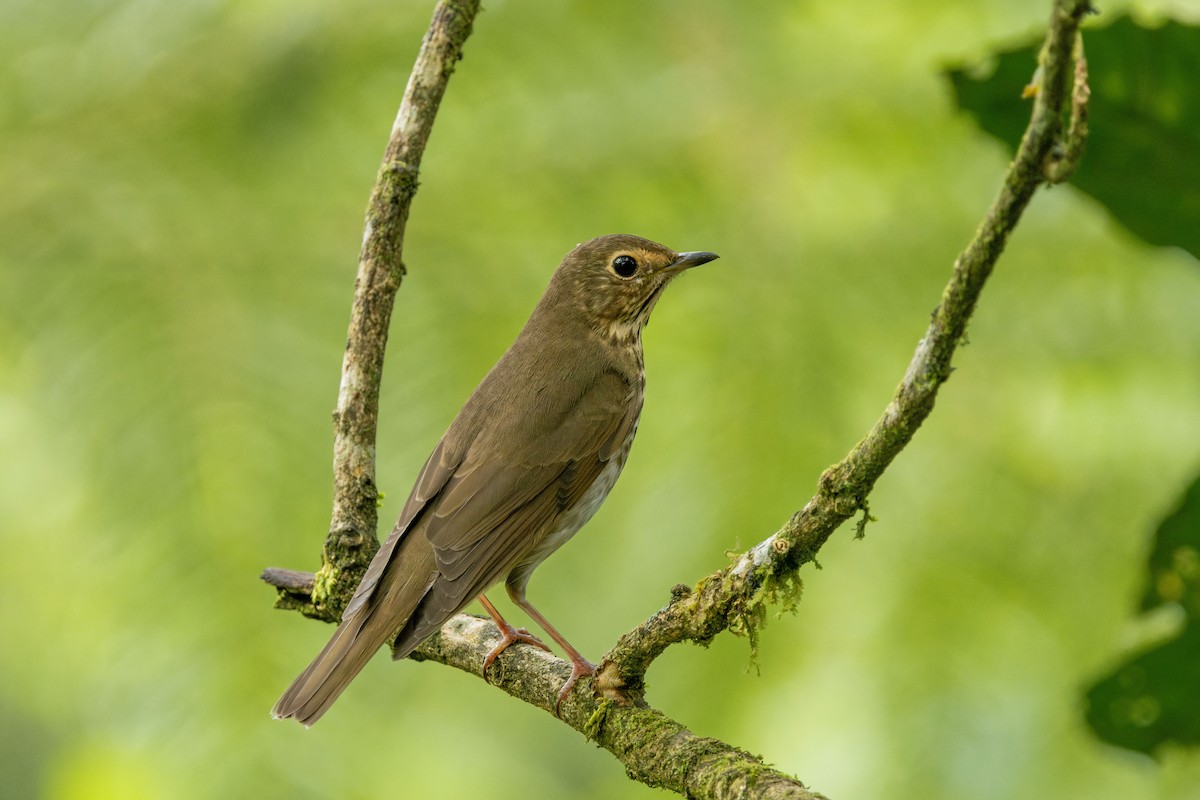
[550,234,719,342]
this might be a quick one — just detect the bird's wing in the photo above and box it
[344,366,638,635]
[390,369,641,648]
[425,368,638,561]
[341,438,458,620]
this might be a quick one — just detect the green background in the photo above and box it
[2,1,1198,798]
[948,13,1200,757]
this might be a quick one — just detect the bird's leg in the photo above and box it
[509,596,597,715]
[478,594,550,679]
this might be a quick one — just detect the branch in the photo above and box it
[264,1,1093,798]
[598,0,1094,693]
[273,0,482,621]
[411,617,826,800]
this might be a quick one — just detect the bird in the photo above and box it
[272,234,718,726]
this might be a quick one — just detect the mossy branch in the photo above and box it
[295,0,481,621]
[599,0,1094,692]
[409,616,827,800]
[263,1,1092,798]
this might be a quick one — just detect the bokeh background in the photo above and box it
[2,0,1199,798]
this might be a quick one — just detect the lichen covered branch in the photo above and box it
[412,617,828,800]
[600,0,1094,692]
[268,0,482,622]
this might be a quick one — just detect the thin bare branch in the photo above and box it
[261,568,315,593]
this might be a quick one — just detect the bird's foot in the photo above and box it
[482,622,551,678]
[554,656,598,716]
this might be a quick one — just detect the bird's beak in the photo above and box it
[668,251,720,272]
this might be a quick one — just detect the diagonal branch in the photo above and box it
[264,1,1093,798]
[598,0,1094,695]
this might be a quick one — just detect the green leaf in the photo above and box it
[1084,624,1200,756]
[947,15,1200,260]
[953,25,1200,754]
[1140,471,1200,618]
[1084,473,1200,756]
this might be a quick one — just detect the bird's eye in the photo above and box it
[611,254,638,278]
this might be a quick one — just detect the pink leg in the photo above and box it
[511,597,596,714]
[478,594,550,678]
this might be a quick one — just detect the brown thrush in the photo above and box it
[272,234,718,725]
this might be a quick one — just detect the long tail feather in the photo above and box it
[272,532,441,726]
[271,605,382,727]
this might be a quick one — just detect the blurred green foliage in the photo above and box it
[2,1,1199,799]
[949,14,1200,758]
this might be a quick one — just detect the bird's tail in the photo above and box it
[271,604,385,727]
[272,531,442,726]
